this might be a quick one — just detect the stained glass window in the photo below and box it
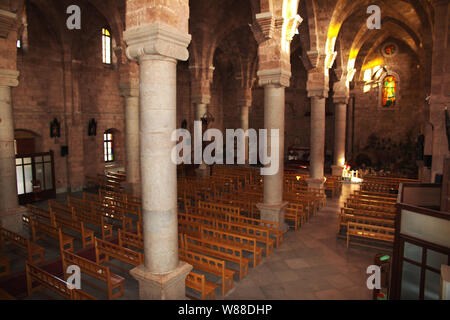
[382,75,397,108]
[102,28,111,64]
[104,131,114,162]
[384,44,396,56]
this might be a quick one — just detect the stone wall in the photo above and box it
[350,39,427,171]
[12,4,125,192]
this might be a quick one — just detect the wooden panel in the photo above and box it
[16,139,35,155]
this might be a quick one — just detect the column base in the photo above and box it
[0,206,27,234]
[130,261,193,300]
[256,201,289,233]
[331,165,344,177]
[305,177,325,189]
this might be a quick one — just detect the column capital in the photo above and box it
[237,87,253,107]
[307,87,329,98]
[333,96,349,105]
[124,23,191,62]
[0,9,18,38]
[0,69,19,87]
[307,68,329,98]
[257,68,291,88]
[191,95,211,105]
[333,82,350,104]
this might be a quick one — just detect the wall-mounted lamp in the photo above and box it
[201,112,215,126]
[50,118,60,138]
[88,118,97,136]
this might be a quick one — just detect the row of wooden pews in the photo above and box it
[340,182,399,249]
[360,175,419,193]
[15,166,329,300]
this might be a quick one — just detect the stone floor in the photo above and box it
[223,183,388,300]
[3,183,389,300]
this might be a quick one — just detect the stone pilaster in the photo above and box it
[124,22,192,300]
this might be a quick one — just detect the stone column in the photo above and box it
[0,69,26,232]
[124,23,192,300]
[237,87,252,164]
[331,102,347,176]
[190,65,214,177]
[256,69,290,232]
[240,105,250,163]
[306,95,326,188]
[120,83,140,195]
[193,101,209,175]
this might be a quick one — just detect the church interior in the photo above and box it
[0,0,449,301]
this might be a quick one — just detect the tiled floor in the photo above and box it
[224,183,388,300]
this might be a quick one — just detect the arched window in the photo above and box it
[382,75,397,108]
[104,130,114,162]
[102,27,111,64]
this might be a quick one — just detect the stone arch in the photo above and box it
[14,129,42,154]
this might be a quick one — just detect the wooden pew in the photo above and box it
[338,214,394,234]
[179,248,234,297]
[55,199,113,241]
[185,271,217,300]
[0,253,10,277]
[184,234,249,280]
[347,222,395,248]
[349,194,397,203]
[95,237,143,267]
[338,207,395,233]
[25,262,96,300]
[353,190,397,198]
[30,218,74,252]
[284,207,301,230]
[344,201,396,214]
[118,229,143,251]
[227,215,283,248]
[52,211,95,249]
[24,205,52,229]
[0,226,44,264]
[48,200,75,219]
[216,220,274,256]
[198,201,240,217]
[61,250,124,300]
[0,288,15,300]
[201,226,262,268]
[178,219,203,239]
[346,198,396,208]
[68,196,132,232]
